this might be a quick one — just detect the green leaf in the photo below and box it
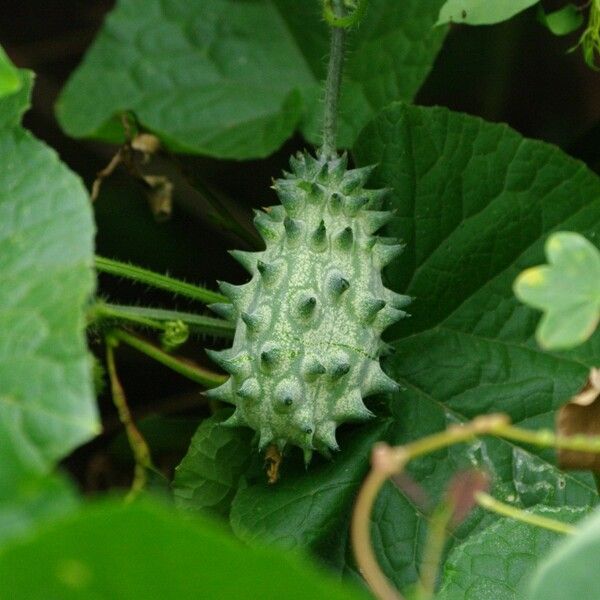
[0,69,33,129]
[0,474,79,548]
[0,74,99,490]
[56,0,447,159]
[0,498,370,599]
[221,104,600,594]
[537,4,584,37]
[514,232,600,349]
[437,0,539,26]
[0,46,21,99]
[230,420,390,563]
[526,507,600,600]
[173,411,254,519]
[438,506,588,599]
[349,102,600,590]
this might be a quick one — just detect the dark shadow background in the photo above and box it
[2,0,599,490]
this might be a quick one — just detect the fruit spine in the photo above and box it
[207,151,409,462]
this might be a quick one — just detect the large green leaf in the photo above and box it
[210,104,600,594]
[437,0,539,26]
[350,103,600,589]
[56,0,446,159]
[0,474,79,549]
[526,507,600,600]
[173,410,254,518]
[438,506,588,599]
[0,69,98,502]
[0,498,369,599]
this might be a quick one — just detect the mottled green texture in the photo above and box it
[514,232,600,349]
[438,506,588,600]
[207,152,408,460]
[55,0,447,158]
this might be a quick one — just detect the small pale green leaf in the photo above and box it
[526,507,600,600]
[0,498,369,599]
[438,506,588,600]
[0,46,21,99]
[56,0,447,158]
[514,232,600,349]
[173,411,254,518]
[437,0,539,26]
[0,74,99,491]
[537,4,584,36]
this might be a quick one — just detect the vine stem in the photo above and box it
[95,255,227,305]
[89,301,234,339]
[322,0,347,159]
[475,492,576,535]
[414,503,454,600]
[109,328,226,388]
[351,413,600,600]
[105,338,152,500]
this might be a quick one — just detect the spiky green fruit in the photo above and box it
[208,151,409,462]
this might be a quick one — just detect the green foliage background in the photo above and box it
[2,0,600,598]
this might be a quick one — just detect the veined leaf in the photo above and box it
[0,60,98,539]
[526,507,600,600]
[219,104,600,594]
[438,506,588,599]
[56,0,447,159]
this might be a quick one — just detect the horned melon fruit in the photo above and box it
[207,150,409,462]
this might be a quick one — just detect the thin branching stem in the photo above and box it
[475,492,576,535]
[414,504,454,600]
[95,255,227,304]
[90,301,234,338]
[105,338,152,500]
[351,414,600,600]
[109,328,226,388]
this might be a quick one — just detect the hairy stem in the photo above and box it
[475,492,575,535]
[90,302,234,338]
[105,339,152,499]
[322,0,347,159]
[109,328,226,388]
[95,255,227,305]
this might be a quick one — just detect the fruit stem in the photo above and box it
[322,0,347,159]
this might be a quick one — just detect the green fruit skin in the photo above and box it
[207,151,409,462]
